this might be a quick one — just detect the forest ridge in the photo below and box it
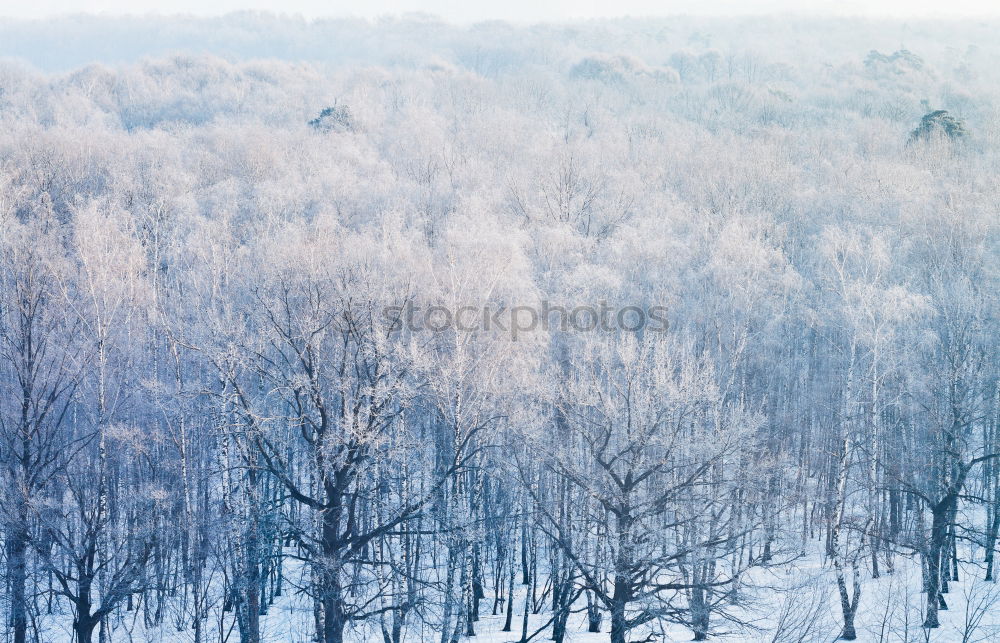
[0,13,998,643]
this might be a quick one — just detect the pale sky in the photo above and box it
[4,0,1000,22]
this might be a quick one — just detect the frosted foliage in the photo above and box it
[0,12,998,643]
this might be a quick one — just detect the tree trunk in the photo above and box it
[502,543,516,632]
[831,432,858,640]
[321,499,347,643]
[985,494,1000,581]
[923,501,951,629]
[440,546,458,643]
[74,617,100,643]
[585,590,602,632]
[690,583,710,640]
[835,564,860,640]
[7,518,28,643]
[609,594,627,643]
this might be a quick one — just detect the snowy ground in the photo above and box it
[26,548,1000,643]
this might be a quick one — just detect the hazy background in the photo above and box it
[3,0,1000,22]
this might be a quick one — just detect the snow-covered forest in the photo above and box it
[1,12,999,643]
